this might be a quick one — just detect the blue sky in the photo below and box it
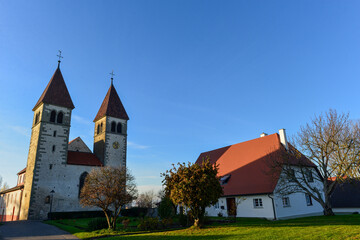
[1,0,360,191]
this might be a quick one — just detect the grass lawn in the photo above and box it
[47,214,360,240]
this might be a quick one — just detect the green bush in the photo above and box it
[87,218,109,231]
[158,197,175,219]
[137,217,160,231]
[178,214,194,227]
[161,218,173,228]
[121,207,148,217]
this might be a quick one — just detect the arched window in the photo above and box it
[100,123,103,132]
[50,110,56,122]
[79,172,89,198]
[35,112,40,124]
[57,112,63,124]
[97,125,100,134]
[117,123,122,134]
[111,122,116,132]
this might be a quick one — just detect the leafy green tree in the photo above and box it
[162,159,223,227]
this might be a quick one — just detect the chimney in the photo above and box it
[279,129,288,150]
[260,132,268,137]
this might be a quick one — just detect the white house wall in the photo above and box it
[206,195,275,220]
[274,167,324,219]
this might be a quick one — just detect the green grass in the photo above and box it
[46,215,360,240]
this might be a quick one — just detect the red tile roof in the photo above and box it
[17,168,26,175]
[67,151,103,166]
[33,67,75,111]
[196,133,315,196]
[94,84,129,122]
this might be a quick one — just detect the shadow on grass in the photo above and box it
[213,214,360,228]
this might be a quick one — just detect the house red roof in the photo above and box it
[17,168,26,175]
[93,84,129,122]
[67,151,103,166]
[33,67,75,111]
[196,133,315,196]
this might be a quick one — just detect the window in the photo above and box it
[117,123,122,133]
[306,170,314,182]
[79,172,89,198]
[305,193,313,206]
[53,131,57,137]
[45,195,50,204]
[111,122,116,132]
[52,145,56,152]
[220,174,231,185]
[50,110,56,122]
[100,123,103,132]
[253,198,263,208]
[214,201,219,209]
[57,112,63,124]
[97,125,100,134]
[288,169,296,182]
[49,164,53,170]
[282,197,290,207]
[35,112,40,124]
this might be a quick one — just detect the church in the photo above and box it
[0,60,129,221]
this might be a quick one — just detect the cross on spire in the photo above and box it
[57,50,63,68]
[110,70,115,85]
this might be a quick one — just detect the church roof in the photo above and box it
[67,151,103,166]
[68,137,92,153]
[196,133,315,196]
[93,83,129,122]
[33,67,75,111]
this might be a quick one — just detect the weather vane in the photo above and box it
[110,70,115,85]
[57,50,63,67]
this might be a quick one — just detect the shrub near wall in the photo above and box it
[48,211,109,220]
[121,207,148,217]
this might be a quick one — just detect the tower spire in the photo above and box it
[109,70,115,85]
[57,50,63,68]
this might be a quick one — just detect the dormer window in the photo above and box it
[220,174,231,185]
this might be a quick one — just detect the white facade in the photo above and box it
[205,168,325,220]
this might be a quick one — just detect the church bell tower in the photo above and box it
[93,75,129,167]
[20,58,75,220]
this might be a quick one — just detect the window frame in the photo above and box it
[253,198,263,208]
[305,193,313,206]
[282,197,290,207]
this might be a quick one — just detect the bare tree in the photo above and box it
[271,109,360,216]
[80,166,138,229]
[136,190,156,208]
[0,176,9,192]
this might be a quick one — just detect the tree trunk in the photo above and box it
[103,211,112,229]
[323,205,334,216]
[193,218,200,228]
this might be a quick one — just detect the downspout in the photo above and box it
[268,194,277,220]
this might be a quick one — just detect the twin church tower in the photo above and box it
[19,60,129,220]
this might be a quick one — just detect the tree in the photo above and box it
[272,109,360,216]
[136,190,156,208]
[162,159,223,228]
[80,166,138,229]
[0,176,9,192]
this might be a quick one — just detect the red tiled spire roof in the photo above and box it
[33,67,75,111]
[93,83,129,122]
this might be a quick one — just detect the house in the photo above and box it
[0,59,129,221]
[330,179,360,214]
[195,130,324,220]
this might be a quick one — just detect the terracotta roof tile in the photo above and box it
[67,151,103,166]
[94,84,129,122]
[17,167,26,175]
[33,67,74,111]
[196,133,315,196]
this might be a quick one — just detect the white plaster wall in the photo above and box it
[274,167,324,219]
[0,189,23,221]
[205,195,275,219]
